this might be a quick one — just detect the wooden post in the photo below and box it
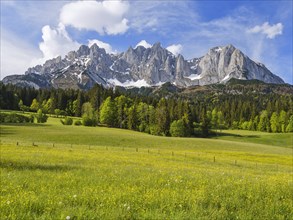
[213,156,216,163]
[16,142,19,146]
[136,148,138,152]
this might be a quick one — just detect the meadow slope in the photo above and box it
[0,117,292,219]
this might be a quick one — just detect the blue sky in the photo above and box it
[1,0,292,83]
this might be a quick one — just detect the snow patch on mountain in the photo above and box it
[185,74,202,80]
[108,78,150,88]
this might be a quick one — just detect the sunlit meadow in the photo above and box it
[1,116,292,219]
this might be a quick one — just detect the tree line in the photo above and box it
[1,82,292,136]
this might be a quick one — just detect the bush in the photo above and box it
[170,119,186,137]
[149,124,161,136]
[82,116,96,127]
[35,109,48,123]
[0,112,32,123]
[74,120,82,126]
[139,122,149,133]
[29,114,35,123]
[60,117,73,125]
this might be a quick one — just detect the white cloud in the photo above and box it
[135,40,152,49]
[60,0,129,35]
[39,23,80,62]
[129,1,198,33]
[0,29,41,79]
[248,22,283,39]
[166,44,183,56]
[88,39,117,54]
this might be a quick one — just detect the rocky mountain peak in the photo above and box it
[90,44,106,55]
[77,45,90,56]
[3,42,285,90]
[152,42,162,49]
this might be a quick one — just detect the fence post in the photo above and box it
[213,156,216,163]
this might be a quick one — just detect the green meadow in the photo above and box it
[1,116,292,219]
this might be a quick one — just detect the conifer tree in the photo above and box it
[99,97,117,127]
[258,110,270,132]
[30,99,39,112]
[286,115,293,132]
[270,112,279,133]
[279,110,287,133]
[155,98,170,136]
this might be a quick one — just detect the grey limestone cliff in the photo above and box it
[2,43,284,89]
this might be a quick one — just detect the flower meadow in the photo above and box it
[0,118,292,219]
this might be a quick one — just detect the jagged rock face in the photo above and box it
[2,43,284,89]
[196,45,284,85]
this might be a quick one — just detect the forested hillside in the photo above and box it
[1,80,292,137]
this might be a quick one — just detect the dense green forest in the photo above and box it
[1,81,292,137]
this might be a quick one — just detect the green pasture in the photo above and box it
[0,116,292,219]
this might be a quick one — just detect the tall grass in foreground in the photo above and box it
[0,118,292,219]
[1,143,292,219]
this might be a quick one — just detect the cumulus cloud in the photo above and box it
[60,0,129,35]
[39,23,80,61]
[166,44,183,56]
[88,39,117,54]
[248,22,283,39]
[0,29,42,79]
[135,40,152,48]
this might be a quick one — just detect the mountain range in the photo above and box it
[2,43,284,89]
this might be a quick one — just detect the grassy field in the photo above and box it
[1,116,292,219]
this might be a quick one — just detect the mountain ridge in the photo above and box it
[2,43,285,89]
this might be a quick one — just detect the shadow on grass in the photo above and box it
[0,161,75,171]
[210,132,260,139]
[0,122,51,127]
[0,126,16,136]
